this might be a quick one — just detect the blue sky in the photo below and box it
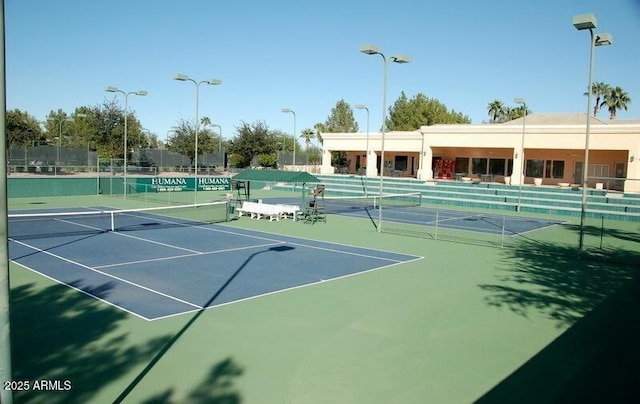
[6,0,640,141]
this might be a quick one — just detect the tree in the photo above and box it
[487,100,506,122]
[85,99,144,159]
[227,120,275,168]
[6,109,43,165]
[313,123,325,145]
[586,82,611,117]
[42,109,92,150]
[601,86,632,120]
[386,92,471,130]
[319,100,358,168]
[505,105,529,121]
[200,116,211,130]
[300,128,315,164]
[306,145,322,165]
[323,99,358,133]
[167,118,216,167]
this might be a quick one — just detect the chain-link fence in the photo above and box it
[8,145,323,175]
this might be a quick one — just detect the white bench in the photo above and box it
[237,201,300,222]
[276,204,301,221]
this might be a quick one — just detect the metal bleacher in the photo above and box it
[285,174,640,222]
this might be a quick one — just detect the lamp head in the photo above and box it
[390,54,411,64]
[205,79,222,85]
[173,73,190,81]
[595,32,613,46]
[281,108,293,113]
[573,14,597,30]
[76,113,88,118]
[105,86,119,93]
[354,104,367,110]
[360,43,381,55]
[514,97,525,105]
[135,90,148,96]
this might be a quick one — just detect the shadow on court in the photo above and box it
[10,281,170,403]
[139,357,244,404]
[113,245,292,403]
[477,233,640,402]
[11,279,244,403]
[476,271,640,403]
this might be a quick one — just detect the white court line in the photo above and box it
[9,238,203,310]
[196,224,422,262]
[13,207,424,320]
[96,208,417,263]
[114,231,202,254]
[152,255,425,321]
[95,241,285,269]
[10,260,153,321]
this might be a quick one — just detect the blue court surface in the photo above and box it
[8,207,422,321]
[265,196,566,235]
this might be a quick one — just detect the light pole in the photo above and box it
[573,14,613,251]
[354,104,369,196]
[360,43,410,232]
[281,108,296,169]
[211,123,222,153]
[173,74,222,203]
[514,98,526,212]
[105,87,148,198]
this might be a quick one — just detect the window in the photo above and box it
[589,164,610,178]
[455,157,469,174]
[489,158,506,175]
[394,155,408,171]
[525,159,544,177]
[544,160,565,179]
[472,158,488,175]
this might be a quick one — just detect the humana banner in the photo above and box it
[133,177,231,192]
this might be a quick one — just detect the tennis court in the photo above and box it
[8,190,640,403]
[266,193,565,236]
[8,202,422,320]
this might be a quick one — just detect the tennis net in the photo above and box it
[319,192,422,214]
[8,201,230,240]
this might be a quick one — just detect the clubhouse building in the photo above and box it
[318,113,640,193]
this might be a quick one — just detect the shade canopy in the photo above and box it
[232,169,320,184]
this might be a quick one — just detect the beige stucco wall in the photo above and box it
[319,121,640,192]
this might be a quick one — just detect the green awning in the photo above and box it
[232,169,320,183]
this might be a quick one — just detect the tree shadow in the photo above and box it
[140,358,244,404]
[476,225,640,402]
[10,281,172,403]
[11,279,245,403]
[480,241,639,327]
[112,246,290,403]
[476,271,640,403]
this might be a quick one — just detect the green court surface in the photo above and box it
[8,189,640,403]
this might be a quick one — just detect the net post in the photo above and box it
[435,211,439,240]
[500,217,506,248]
[110,211,115,231]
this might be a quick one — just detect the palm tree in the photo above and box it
[487,100,505,122]
[507,104,529,120]
[601,86,632,120]
[300,128,316,164]
[200,116,211,131]
[585,82,610,117]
